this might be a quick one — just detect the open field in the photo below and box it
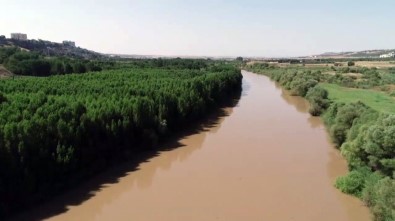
[355,61,395,68]
[320,83,395,114]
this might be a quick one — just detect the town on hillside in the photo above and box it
[0,33,102,59]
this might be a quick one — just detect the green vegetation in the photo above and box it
[246,63,395,221]
[321,83,395,114]
[348,61,355,66]
[0,47,113,76]
[0,62,242,218]
[305,86,330,116]
[113,57,216,70]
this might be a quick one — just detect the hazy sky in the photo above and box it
[1,0,394,57]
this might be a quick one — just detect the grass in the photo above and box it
[320,83,395,114]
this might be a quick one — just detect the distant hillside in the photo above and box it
[312,49,395,58]
[0,35,104,59]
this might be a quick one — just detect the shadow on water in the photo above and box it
[10,90,242,221]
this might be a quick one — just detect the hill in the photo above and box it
[0,35,104,59]
[312,49,395,58]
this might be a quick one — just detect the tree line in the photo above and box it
[0,47,114,76]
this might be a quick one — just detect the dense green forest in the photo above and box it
[246,63,394,221]
[0,62,242,218]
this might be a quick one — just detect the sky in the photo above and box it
[1,0,395,57]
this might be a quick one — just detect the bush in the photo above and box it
[330,123,350,147]
[367,178,395,221]
[325,102,369,147]
[348,61,355,67]
[306,86,329,116]
[289,78,318,97]
[361,172,386,206]
[336,169,395,221]
[342,114,395,176]
[335,167,372,197]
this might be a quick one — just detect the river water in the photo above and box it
[13,71,371,221]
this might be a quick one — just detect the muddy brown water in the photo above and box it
[12,71,371,221]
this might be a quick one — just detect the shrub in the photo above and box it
[306,86,329,116]
[342,114,395,176]
[368,178,395,221]
[325,102,370,148]
[335,167,372,197]
[289,78,318,97]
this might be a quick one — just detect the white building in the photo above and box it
[380,52,395,58]
[11,33,27,40]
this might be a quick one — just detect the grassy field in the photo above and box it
[320,83,395,114]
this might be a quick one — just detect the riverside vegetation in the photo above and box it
[246,62,395,221]
[0,57,242,218]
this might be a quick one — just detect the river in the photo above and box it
[12,71,371,221]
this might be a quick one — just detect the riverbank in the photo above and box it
[245,64,394,221]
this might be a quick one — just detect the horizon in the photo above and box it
[4,33,394,59]
[2,0,395,57]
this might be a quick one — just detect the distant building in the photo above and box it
[380,52,395,58]
[63,40,76,47]
[11,33,27,40]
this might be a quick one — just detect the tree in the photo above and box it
[236,57,243,62]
